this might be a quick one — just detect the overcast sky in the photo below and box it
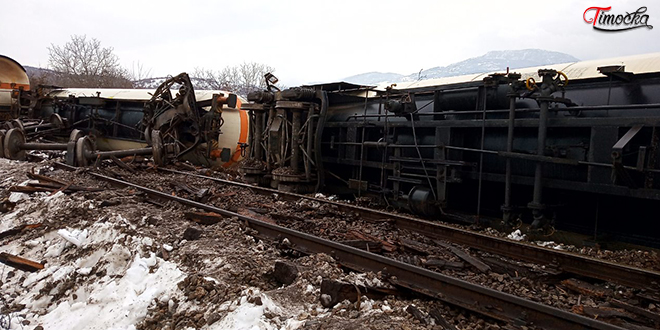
[2,0,658,86]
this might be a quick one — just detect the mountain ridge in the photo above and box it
[343,49,579,85]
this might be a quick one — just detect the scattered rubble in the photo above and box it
[2,157,659,330]
[1,160,499,330]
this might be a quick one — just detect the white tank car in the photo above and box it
[0,55,30,118]
[47,88,249,168]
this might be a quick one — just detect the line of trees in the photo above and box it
[27,35,276,96]
[193,62,276,97]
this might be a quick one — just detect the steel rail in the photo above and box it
[53,162,624,330]
[155,167,660,292]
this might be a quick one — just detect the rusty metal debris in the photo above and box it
[348,230,396,253]
[109,155,136,173]
[610,299,660,325]
[0,252,44,272]
[435,241,491,273]
[561,278,611,298]
[10,172,102,193]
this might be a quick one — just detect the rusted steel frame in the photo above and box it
[0,252,44,272]
[153,167,660,291]
[21,143,68,151]
[91,147,153,160]
[56,164,623,330]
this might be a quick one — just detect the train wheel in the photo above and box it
[0,130,5,158]
[49,113,65,129]
[3,128,26,160]
[66,130,84,166]
[10,119,24,131]
[151,130,166,166]
[75,136,94,167]
[144,127,152,146]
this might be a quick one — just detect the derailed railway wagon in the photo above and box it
[0,55,30,120]
[3,52,660,246]
[241,53,660,247]
[0,61,248,168]
[38,85,249,168]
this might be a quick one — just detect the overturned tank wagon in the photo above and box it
[39,84,249,167]
[0,54,30,120]
[242,53,660,247]
[1,63,248,168]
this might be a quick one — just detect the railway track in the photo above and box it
[51,161,631,330]
[153,167,660,292]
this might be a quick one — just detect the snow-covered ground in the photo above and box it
[0,159,419,330]
[2,183,179,329]
[0,168,300,329]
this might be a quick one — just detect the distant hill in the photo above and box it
[24,65,54,77]
[343,49,579,85]
[24,65,61,86]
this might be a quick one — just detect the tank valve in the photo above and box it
[239,142,249,157]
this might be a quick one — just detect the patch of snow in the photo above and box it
[57,228,88,247]
[360,299,374,311]
[210,291,282,330]
[76,267,93,276]
[553,244,566,251]
[40,255,184,330]
[507,229,526,241]
[44,240,67,258]
[204,276,220,284]
[105,244,133,276]
[536,241,556,247]
[43,190,65,203]
[2,209,21,221]
[8,180,34,203]
[142,236,153,246]
[8,192,28,203]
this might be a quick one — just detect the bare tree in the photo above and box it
[193,62,277,97]
[129,61,154,88]
[48,35,133,88]
[193,67,232,91]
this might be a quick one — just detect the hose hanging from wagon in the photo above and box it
[410,114,437,200]
[314,90,328,193]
